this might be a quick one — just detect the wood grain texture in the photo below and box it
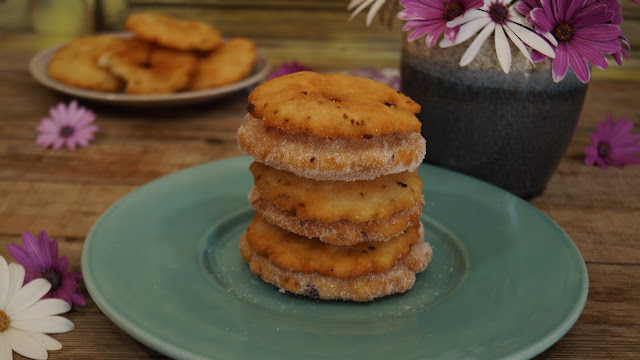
[0,17,639,358]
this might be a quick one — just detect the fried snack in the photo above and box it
[250,162,423,223]
[240,223,432,302]
[250,188,422,245]
[125,12,222,52]
[237,115,426,181]
[47,35,126,92]
[187,38,257,91]
[98,39,198,94]
[247,71,421,139]
[244,213,421,279]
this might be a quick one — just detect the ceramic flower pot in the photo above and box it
[400,34,588,199]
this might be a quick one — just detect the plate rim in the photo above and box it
[28,32,271,106]
[82,156,589,360]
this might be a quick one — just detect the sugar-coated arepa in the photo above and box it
[247,71,421,139]
[240,214,432,301]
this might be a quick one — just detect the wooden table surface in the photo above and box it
[0,33,639,359]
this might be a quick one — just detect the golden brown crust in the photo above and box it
[245,213,420,279]
[250,162,424,223]
[187,38,257,90]
[47,35,125,92]
[237,116,426,181]
[125,12,222,51]
[250,188,422,245]
[239,232,433,302]
[247,71,421,139]
[98,40,198,94]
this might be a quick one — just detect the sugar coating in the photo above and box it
[237,115,426,181]
[249,187,423,245]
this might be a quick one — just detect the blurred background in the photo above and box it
[0,0,638,77]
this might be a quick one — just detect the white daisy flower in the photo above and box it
[440,0,556,73]
[347,0,387,26]
[0,256,74,360]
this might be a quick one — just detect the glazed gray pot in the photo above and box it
[400,35,588,198]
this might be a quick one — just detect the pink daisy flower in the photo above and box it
[398,0,484,47]
[584,115,640,168]
[36,100,98,150]
[529,0,623,83]
[9,231,86,306]
[268,61,313,80]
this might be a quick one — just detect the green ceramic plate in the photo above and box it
[82,156,588,360]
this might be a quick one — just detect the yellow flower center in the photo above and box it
[0,310,9,331]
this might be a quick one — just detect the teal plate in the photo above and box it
[82,156,588,360]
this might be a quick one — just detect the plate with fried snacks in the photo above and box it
[29,29,270,107]
[82,156,588,360]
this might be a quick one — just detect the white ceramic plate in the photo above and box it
[28,33,271,107]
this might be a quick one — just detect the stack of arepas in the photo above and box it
[237,71,433,302]
[47,12,257,94]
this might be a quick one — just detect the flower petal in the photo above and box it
[460,22,496,66]
[25,332,62,351]
[35,134,58,148]
[504,25,533,63]
[69,290,86,307]
[552,43,570,82]
[529,8,554,32]
[11,299,71,321]
[347,0,366,10]
[574,24,621,42]
[0,333,12,360]
[52,138,65,150]
[36,118,59,133]
[11,315,74,334]
[566,44,591,83]
[447,9,486,27]
[6,278,51,316]
[0,257,9,310]
[443,16,491,47]
[571,37,609,70]
[6,328,49,360]
[365,0,386,26]
[349,0,376,21]
[37,231,55,269]
[8,243,39,273]
[4,263,25,310]
[506,22,555,58]
[494,26,512,74]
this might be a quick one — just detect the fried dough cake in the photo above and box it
[240,214,432,301]
[98,38,198,94]
[249,161,424,245]
[125,12,223,52]
[237,72,426,181]
[47,35,126,92]
[187,38,257,90]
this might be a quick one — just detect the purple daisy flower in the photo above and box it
[9,231,86,306]
[584,115,640,168]
[36,100,98,150]
[515,0,542,23]
[268,60,313,80]
[529,0,623,83]
[398,0,484,47]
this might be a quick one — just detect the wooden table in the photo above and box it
[0,35,639,359]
